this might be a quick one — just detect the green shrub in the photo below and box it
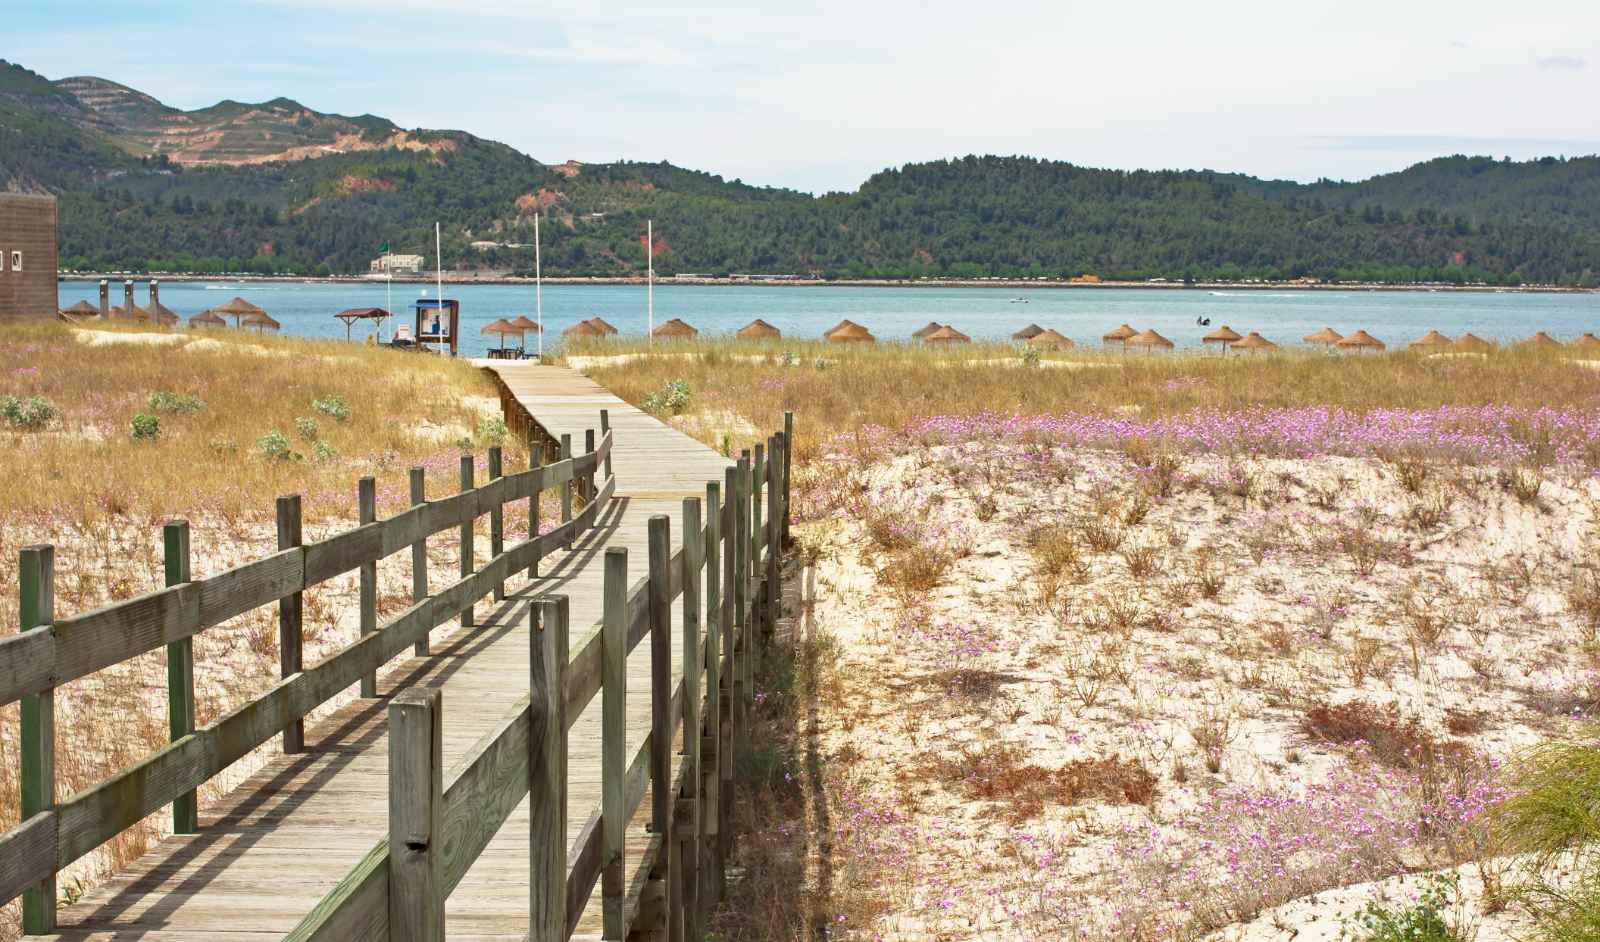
[476,415,507,445]
[1494,726,1600,941]
[295,416,319,441]
[312,440,338,463]
[147,391,205,414]
[642,379,692,415]
[257,430,298,461]
[1,394,58,430]
[1345,873,1467,941]
[1020,346,1042,368]
[311,394,350,422]
[130,412,160,441]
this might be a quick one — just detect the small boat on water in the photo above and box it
[1009,297,1029,303]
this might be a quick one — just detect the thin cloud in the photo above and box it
[1537,55,1588,70]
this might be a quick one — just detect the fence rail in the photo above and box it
[2,403,792,942]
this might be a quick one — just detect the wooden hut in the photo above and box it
[563,320,606,339]
[587,317,619,336]
[912,322,945,340]
[736,319,782,340]
[1574,333,1600,352]
[1303,327,1344,348]
[653,318,699,340]
[924,325,972,345]
[189,309,226,329]
[1202,325,1242,355]
[1012,324,1045,341]
[1102,323,1138,348]
[335,307,390,342]
[1126,328,1175,353]
[1229,331,1279,353]
[60,300,99,321]
[150,302,181,327]
[1517,331,1562,349]
[1409,329,1453,350]
[824,319,865,340]
[1336,329,1385,352]
[1453,333,1493,353]
[1027,328,1073,349]
[828,323,875,343]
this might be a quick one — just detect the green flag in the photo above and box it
[379,241,390,253]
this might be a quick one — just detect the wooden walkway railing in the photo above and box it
[1,404,793,941]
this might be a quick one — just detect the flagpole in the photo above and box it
[647,219,654,347]
[435,222,444,355]
[534,214,543,360]
[384,245,391,344]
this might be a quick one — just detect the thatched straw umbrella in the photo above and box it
[150,302,180,327]
[1303,326,1344,348]
[189,309,226,329]
[1202,324,1242,355]
[564,320,605,339]
[1027,328,1073,349]
[1102,323,1138,348]
[1453,333,1493,353]
[924,325,972,345]
[482,317,522,353]
[214,296,266,328]
[1409,329,1453,350]
[1336,329,1386,352]
[335,307,389,342]
[1574,333,1600,352]
[652,318,699,340]
[736,319,782,341]
[507,315,540,354]
[1126,328,1175,354]
[60,300,99,320]
[241,310,281,334]
[912,322,945,340]
[1517,331,1562,349]
[587,317,619,336]
[1012,324,1045,341]
[1229,331,1279,354]
[829,323,875,343]
[824,319,866,340]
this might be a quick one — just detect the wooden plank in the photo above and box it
[381,503,429,557]
[459,455,476,628]
[703,480,722,856]
[646,514,674,940]
[277,495,305,754]
[283,842,388,942]
[389,688,443,942]
[680,497,703,939]
[51,582,200,685]
[560,435,574,540]
[0,811,55,908]
[358,479,379,699]
[428,488,478,533]
[488,448,505,602]
[303,521,384,587]
[440,694,533,895]
[530,596,565,942]
[0,622,54,708]
[564,621,602,727]
[409,468,430,656]
[198,548,303,631]
[163,520,199,836]
[601,547,628,941]
[565,812,601,940]
[19,544,56,933]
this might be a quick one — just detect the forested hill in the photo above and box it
[3,58,1599,285]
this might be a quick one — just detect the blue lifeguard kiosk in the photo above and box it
[410,298,460,356]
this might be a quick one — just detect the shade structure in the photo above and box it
[563,320,605,339]
[150,302,181,327]
[60,299,99,319]
[736,318,782,340]
[912,322,946,340]
[334,307,390,341]
[652,318,699,340]
[924,325,972,344]
[241,310,281,333]
[1011,323,1045,341]
[1304,326,1344,346]
[1453,333,1493,353]
[1126,328,1175,353]
[213,296,266,328]
[828,323,875,343]
[1574,333,1600,351]
[189,309,226,328]
[508,315,540,333]
[1409,329,1453,349]
[481,317,522,351]
[1027,328,1073,349]
[1517,331,1562,349]
[824,319,865,340]
[1336,329,1386,351]
[1102,323,1138,347]
[1203,324,1242,354]
[586,317,619,336]
[1229,331,1278,353]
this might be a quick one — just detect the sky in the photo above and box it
[8,0,1600,194]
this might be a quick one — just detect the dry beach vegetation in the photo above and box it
[580,337,1600,941]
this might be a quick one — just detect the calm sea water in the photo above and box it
[58,281,1600,358]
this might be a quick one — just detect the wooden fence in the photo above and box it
[1,403,791,940]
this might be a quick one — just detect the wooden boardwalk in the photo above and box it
[36,363,737,941]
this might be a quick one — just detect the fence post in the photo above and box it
[164,522,199,833]
[646,515,678,940]
[276,495,305,754]
[767,435,781,629]
[528,428,542,580]
[720,466,738,868]
[19,545,56,933]
[783,411,794,547]
[459,454,476,628]
[753,442,766,650]
[530,596,568,942]
[560,434,573,546]
[358,478,379,698]
[600,409,614,482]
[388,687,443,942]
[601,548,629,941]
[738,452,754,706]
[489,446,506,601]
[584,428,596,507]
[680,498,703,938]
[409,467,431,656]
[702,481,722,899]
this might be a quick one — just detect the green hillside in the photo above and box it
[2,58,1598,285]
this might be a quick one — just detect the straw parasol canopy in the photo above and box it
[1229,331,1279,353]
[564,320,605,339]
[189,309,226,329]
[481,317,522,352]
[1409,329,1453,350]
[61,299,99,319]
[828,323,875,343]
[1336,329,1386,352]
[509,315,540,333]
[1303,326,1344,347]
[150,302,181,327]
[736,318,782,340]
[1202,324,1242,354]
[587,317,619,336]
[824,319,866,340]
[1102,323,1138,347]
[1126,328,1175,353]
[924,325,972,345]
[335,307,390,341]
[1574,333,1600,351]
[1012,324,1045,341]
[1027,328,1073,349]
[912,322,946,340]
[1517,331,1563,349]
[1453,333,1493,353]
[241,310,281,333]
[652,318,699,340]
[213,296,266,328]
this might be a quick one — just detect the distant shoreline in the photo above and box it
[58,273,1598,295]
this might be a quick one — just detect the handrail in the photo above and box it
[0,422,616,927]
